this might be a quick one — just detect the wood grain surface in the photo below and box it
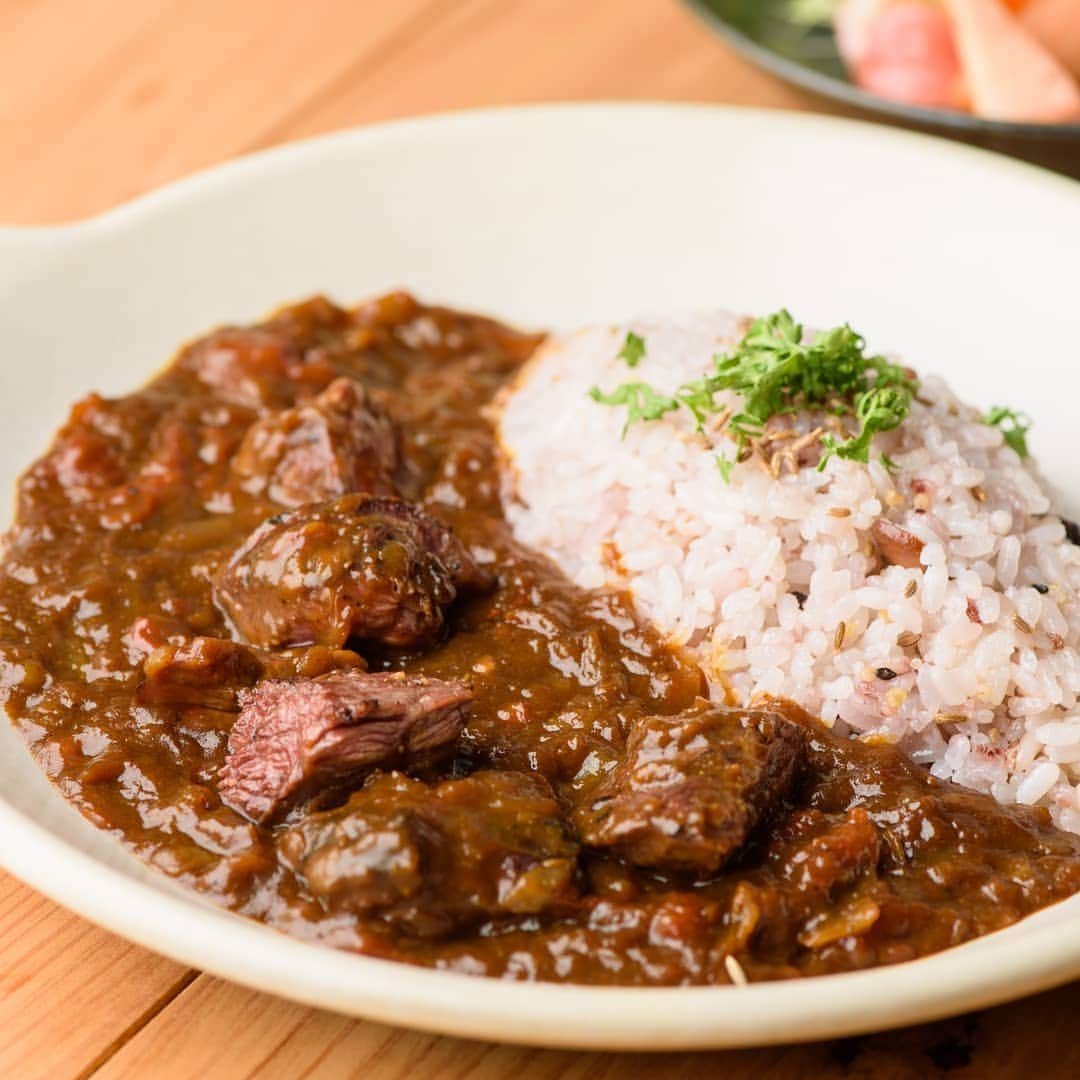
[1,1,1077,1077]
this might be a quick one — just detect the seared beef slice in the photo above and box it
[279,770,579,937]
[213,494,493,650]
[574,706,804,874]
[218,671,472,823]
[232,377,399,507]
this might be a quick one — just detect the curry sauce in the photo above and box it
[1,293,1077,985]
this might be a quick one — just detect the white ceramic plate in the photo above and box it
[1,105,1079,1051]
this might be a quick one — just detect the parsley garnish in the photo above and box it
[588,310,918,479]
[617,331,646,368]
[588,382,679,437]
[818,384,911,469]
[983,406,1031,459]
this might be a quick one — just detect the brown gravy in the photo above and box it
[1,292,1078,985]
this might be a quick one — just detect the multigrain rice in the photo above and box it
[497,311,1080,831]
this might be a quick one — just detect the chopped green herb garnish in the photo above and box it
[716,453,734,484]
[689,311,916,470]
[588,309,917,481]
[818,384,911,471]
[617,331,646,368]
[983,405,1031,459]
[588,382,678,438]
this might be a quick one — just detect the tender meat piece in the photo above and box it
[870,517,924,569]
[136,635,265,710]
[19,393,262,531]
[128,615,366,710]
[213,494,493,650]
[180,300,351,411]
[232,377,399,507]
[796,697,1080,872]
[765,807,881,899]
[182,328,303,411]
[278,770,579,937]
[218,671,472,823]
[573,705,805,874]
[20,393,160,508]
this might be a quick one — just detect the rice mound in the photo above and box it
[497,311,1080,831]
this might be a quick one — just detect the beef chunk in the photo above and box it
[766,807,881,899]
[573,705,804,875]
[232,377,398,507]
[20,393,160,509]
[136,634,266,711]
[182,327,303,411]
[278,770,579,937]
[180,300,351,412]
[218,671,472,823]
[213,494,493,650]
[128,616,366,711]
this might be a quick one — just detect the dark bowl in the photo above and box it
[685,0,1080,153]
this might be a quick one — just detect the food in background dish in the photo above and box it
[829,0,1080,121]
[2,293,1079,986]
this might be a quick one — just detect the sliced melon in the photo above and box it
[1022,0,1080,80]
[945,0,1080,121]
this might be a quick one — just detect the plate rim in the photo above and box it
[2,100,1078,241]
[1,102,1079,1051]
[2,784,1078,1051]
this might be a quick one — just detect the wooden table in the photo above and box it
[1,2,1078,1076]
